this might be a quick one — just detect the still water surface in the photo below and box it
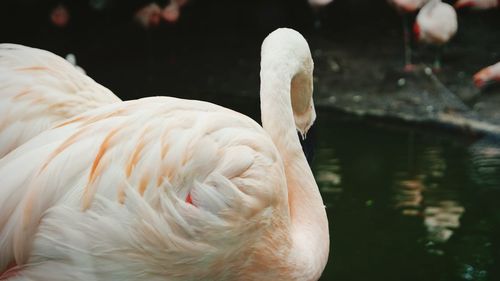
[313,111,500,281]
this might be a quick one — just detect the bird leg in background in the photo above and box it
[403,14,415,72]
[433,45,443,71]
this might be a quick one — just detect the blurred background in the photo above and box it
[1,1,499,280]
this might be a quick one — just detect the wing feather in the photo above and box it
[0,44,121,158]
[0,97,288,280]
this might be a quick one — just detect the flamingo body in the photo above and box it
[414,0,457,45]
[308,0,334,9]
[162,0,189,23]
[455,0,499,9]
[388,0,429,12]
[0,29,329,281]
[134,3,163,28]
[0,44,120,159]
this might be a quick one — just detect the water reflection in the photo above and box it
[469,136,500,190]
[393,145,465,244]
[393,175,425,216]
[423,200,465,243]
[312,112,499,281]
[315,148,343,204]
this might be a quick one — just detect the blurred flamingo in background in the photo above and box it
[50,4,70,27]
[0,44,120,158]
[0,28,329,281]
[455,0,499,9]
[413,0,457,69]
[387,0,430,70]
[473,62,500,88]
[134,2,163,28]
[162,0,189,23]
[134,0,189,27]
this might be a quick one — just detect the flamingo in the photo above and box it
[0,28,329,280]
[134,3,163,29]
[50,4,70,28]
[473,61,500,88]
[413,0,458,69]
[455,0,499,9]
[0,44,120,158]
[162,0,189,23]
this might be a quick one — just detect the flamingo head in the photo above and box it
[291,70,316,139]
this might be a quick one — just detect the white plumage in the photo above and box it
[414,0,458,45]
[0,29,329,281]
[0,44,120,158]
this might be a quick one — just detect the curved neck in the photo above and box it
[260,65,329,280]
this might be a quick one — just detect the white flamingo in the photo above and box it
[473,61,500,88]
[0,28,329,281]
[455,0,499,9]
[413,0,458,69]
[0,44,120,158]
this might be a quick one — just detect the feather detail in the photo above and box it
[0,44,120,158]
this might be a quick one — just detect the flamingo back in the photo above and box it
[0,97,289,281]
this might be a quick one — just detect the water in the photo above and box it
[312,111,500,281]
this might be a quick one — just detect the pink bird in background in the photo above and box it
[134,2,163,28]
[162,0,189,23]
[473,62,500,88]
[0,29,329,281]
[455,0,499,9]
[413,0,457,69]
[389,0,430,12]
[50,4,70,27]
[134,0,189,28]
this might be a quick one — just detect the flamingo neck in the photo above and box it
[260,66,329,281]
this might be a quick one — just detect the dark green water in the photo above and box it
[314,111,500,281]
